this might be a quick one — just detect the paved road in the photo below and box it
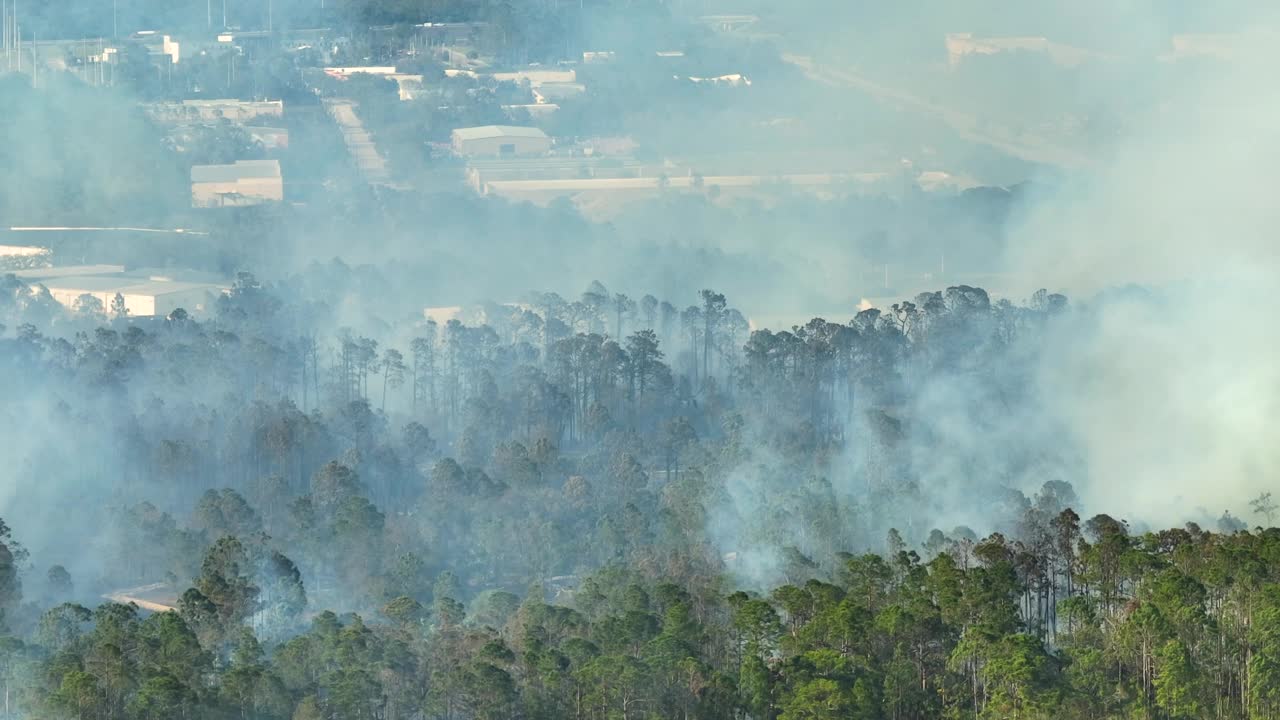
[783,53,1096,171]
[323,98,395,186]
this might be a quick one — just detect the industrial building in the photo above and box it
[13,266,228,317]
[191,159,283,208]
[533,82,585,103]
[42,276,222,317]
[0,245,51,271]
[147,99,284,124]
[452,125,551,157]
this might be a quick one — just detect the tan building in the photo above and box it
[191,159,283,208]
[452,125,551,157]
[42,276,223,317]
[148,100,284,124]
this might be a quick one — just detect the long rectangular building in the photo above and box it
[191,159,283,208]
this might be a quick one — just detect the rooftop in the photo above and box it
[37,275,221,296]
[452,125,549,141]
[12,264,126,279]
[191,159,282,183]
[181,99,282,107]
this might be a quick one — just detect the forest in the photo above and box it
[0,268,1278,720]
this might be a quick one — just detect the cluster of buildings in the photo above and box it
[143,99,288,209]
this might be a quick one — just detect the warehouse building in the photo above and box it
[191,159,283,208]
[40,276,223,317]
[15,267,228,317]
[451,125,551,157]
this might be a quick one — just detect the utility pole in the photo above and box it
[112,0,117,39]
[207,0,212,29]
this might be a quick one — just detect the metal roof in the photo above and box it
[191,159,281,183]
[452,125,548,141]
[39,275,225,297]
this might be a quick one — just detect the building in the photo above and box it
[944,33,1102,68]
[323,67,424,101]
[532,82,585,103]
[40,276,222,316]
[323,66,398,78]
[15,266,228,317]
[191,159,283,208]
[452,125,551,157]
[683,74,752,87]
[490,69,577,86]
[131,31,180,64]
[244,126,289,150]
[1164,31,1279,62]
[146,99,284,124]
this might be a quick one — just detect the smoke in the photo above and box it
[704,4,1280,584]
[1004,24,1280,527]
[1,0,1278,606]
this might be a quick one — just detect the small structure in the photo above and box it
[533,82,585,103]
[324,66,398,78]
[452,125,551,157]
[131,31,180,64]
[191,159,283,208]
[244,126,289,150]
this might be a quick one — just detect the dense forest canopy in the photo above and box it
[0,267,1277,719]
[1,0,1279,718]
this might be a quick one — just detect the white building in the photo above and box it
[41,277,221,317]
[451,125,551,157]
[191,159,283,208]
[16,267,228,317]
